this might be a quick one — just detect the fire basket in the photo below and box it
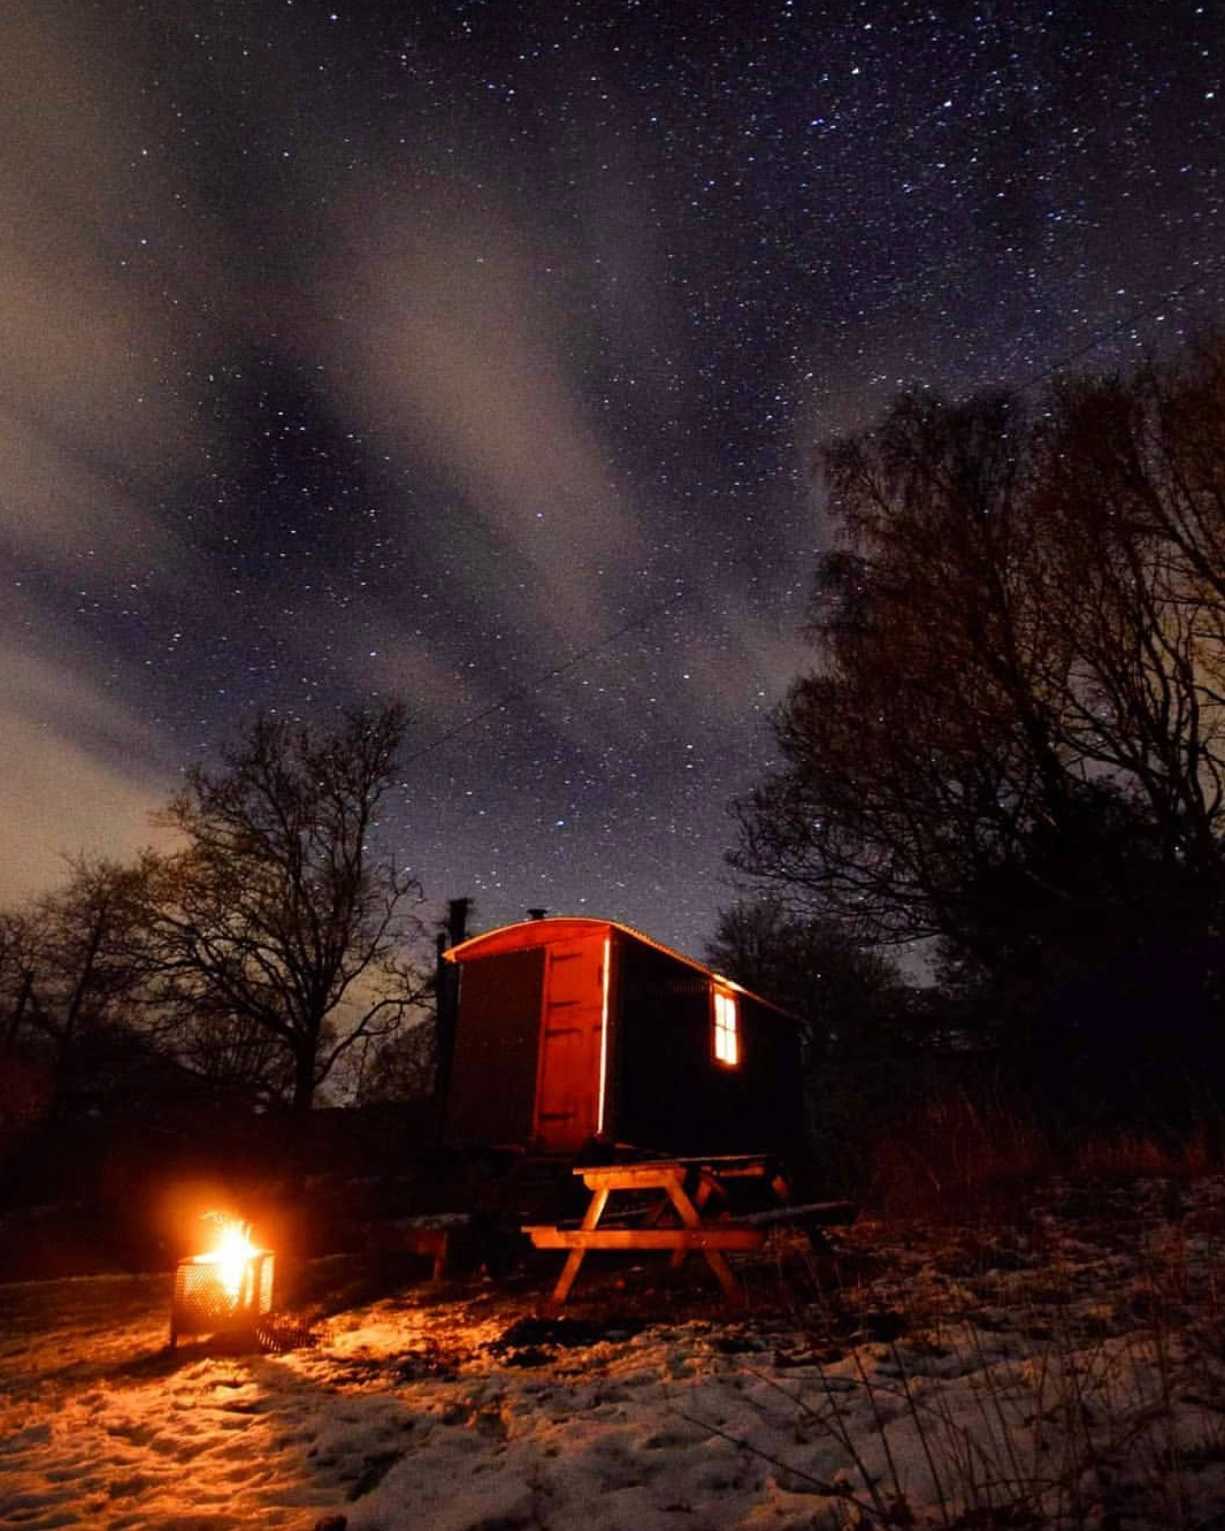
[170,1218,275,1350]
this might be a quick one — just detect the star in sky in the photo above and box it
[0,0,1220,954]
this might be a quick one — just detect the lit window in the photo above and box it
[713,988,739,1066]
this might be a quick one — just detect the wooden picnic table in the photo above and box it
[523,1154,793,1305]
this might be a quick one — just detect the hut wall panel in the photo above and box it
[613,939,727,1153]
[739,997,805,1153]
[613,939,802,1155]
[445,948,544,1145]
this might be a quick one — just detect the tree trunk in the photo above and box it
[51,914,108,1116]
[5,969,33,1048]
[290,1048,316,1115]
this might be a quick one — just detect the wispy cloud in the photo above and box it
[0,644,174,902]
[0,4,233,573]
[318,184,646,642]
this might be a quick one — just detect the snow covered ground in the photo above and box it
[4,1173,1225,1530]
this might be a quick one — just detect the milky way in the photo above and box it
[1,0,1220,954]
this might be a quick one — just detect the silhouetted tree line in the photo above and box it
[723,335,1225,1139]
[0,704,434,1150]
[11,337,1225,1199]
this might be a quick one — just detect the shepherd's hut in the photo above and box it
[440,916,802,1157]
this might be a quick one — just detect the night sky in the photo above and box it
[2,0,1221,956]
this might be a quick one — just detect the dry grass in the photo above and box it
[745,1119,1225,1528]
[865,1095,1222,1225]
[868,1095,1056,1223]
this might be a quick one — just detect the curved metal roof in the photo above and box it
[443,915,799,1020]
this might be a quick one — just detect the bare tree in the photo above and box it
[731,340,1225,1117]
[165,998,294,1106]
[705,896,905,1054]
[0,908,38,1052]
[352,1018,438,1105]
[145,703,428,1114]
[734,343,1225,951]
[0,857,159,1107]
[734,387,1063,946]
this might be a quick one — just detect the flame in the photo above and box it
[203,1217,257,1299]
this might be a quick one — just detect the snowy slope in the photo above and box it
[4,1174,1225,1530]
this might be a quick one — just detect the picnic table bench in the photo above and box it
[523,1154,854,1306]
[366,1213,473,1281]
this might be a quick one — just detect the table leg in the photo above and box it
[551,1249,585,1305]
[669,1173,719,1270]
[665,1179,743,1304]
[550,1186,610,1305]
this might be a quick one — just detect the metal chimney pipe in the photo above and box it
[434,897,472,1141]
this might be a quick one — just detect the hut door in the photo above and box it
[534,936,605,1151]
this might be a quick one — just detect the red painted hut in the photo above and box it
[441,917,802,1157]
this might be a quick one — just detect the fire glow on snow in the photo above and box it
[4,1174,1225,1529]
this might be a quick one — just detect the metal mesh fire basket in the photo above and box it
[170,1248,275,1348]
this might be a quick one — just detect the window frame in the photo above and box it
[712,985,740,1067]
